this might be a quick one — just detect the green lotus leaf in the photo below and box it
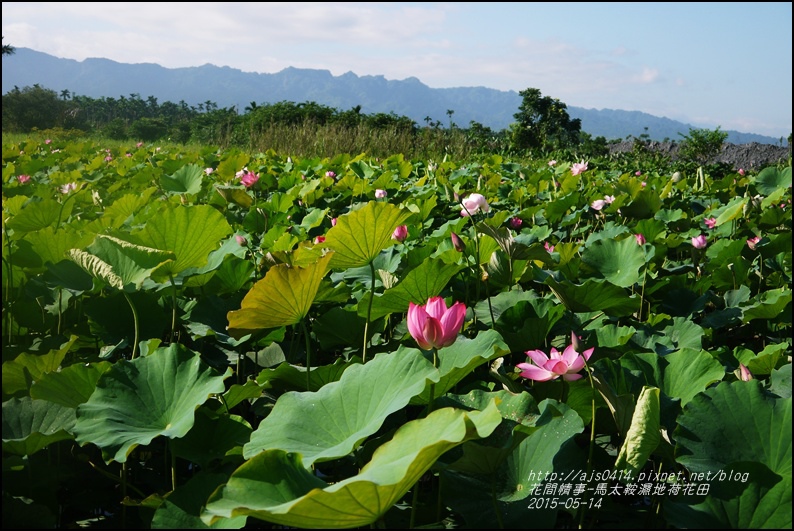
[545,276,641,316]
[160,163,204,195]
[741,288,792,323]
[243,349,439,465]
[357,258,463,320]
[675,380,791,477]
[615,386,661,477]
[227,252,333,336]
[410,329,510,405]
[25,226,93,268]
[30,361,113,408]
[2,396,76,456]
[256,357,356,393]
[204,402,501,529]
[151,471,247,529]
[581,235,646,287]
[131,204,232,280]
[74,344,232,463]
[324,201,412,269]
[170,411,252,469]
[754,165,792,195]
[441,399,585,528]
[68,234,176,291]
[2,336,77,398]
[5,198,62,233]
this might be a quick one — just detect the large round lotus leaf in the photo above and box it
[243,348,439,466]
[324,201,412,269]
[203,402,501,529]
[68,235,176,291]
[581,235,646,287]
[160,164,204,196]
[675,380,791,476]
[152,471,247,529]
[2,397,76,456]
[131,204,232,280]
[30,361,113,408]
[545,276,641,316]
[226,252,333,336]
[74,344,232,463]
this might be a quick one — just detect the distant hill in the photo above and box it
[1,47,783,145]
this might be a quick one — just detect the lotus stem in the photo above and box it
[122,291,140,359]
[302,318,312,392]
[362,261,376,363]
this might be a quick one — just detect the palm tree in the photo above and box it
[2,36,15,56]
[60,89,71,100]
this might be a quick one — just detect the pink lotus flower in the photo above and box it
[641,181,647,187]
[331,217,338,227]
[591,199,607,211]
[509,217,523,229]
[314,235,326,245]
[235,235,247,246]
[375,189,387,199]
[104,155,113,162]
[738,168,746,176]
[136,142,144,148]
[325,170,337,179]
[240,171,259,188]
[460,193,490,217]
[60,182,77,194]
[125,153,132,157]
[205,167,214,175]
[635,171,642,176]
[747,236,761,250]
[517,333,594,382]
[548,160,557,167]
[544,241,555,253]
[635,234,646,245]
[407,297,466,351]
[450,232,465,252]
[691,234,708,249]
[738,363,753,381]
[571,160,588,176]
[45,139,52,145]
[704,217,717,229]
[18,174,31,184]
[392,225,408,242]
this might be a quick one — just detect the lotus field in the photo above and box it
[2,138,792,529]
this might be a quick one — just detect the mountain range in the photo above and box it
[1,47,783,145]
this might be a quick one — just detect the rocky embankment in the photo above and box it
[607,141,791,171]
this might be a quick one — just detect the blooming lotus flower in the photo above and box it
[747,235,761,250]
[641,181,647,187]
[240,171,259,188]
[509,217,523,229]
[204,167,214,175]
[136,142,144,148]
[125,153,132,157]
[60,182,77,194]
[450,232,465,252]
[591,199,607,211]
[18,174,31,184]
[544,241,555,253]
[635,171,642,176]
[104,155,113,162]
[517,333,594,382]
[691,234,708,249]
[407,297,466,351]
[571,160,588,176]
[325,170,337,179]
[314,235,326,245]
[635,234,646,245]
[392,225,408,242]
[460,193,490,217]
[375,189,387,199]
[548,160,557,167]
[704,217,717,229]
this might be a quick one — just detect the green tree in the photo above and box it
[677,126,728,164]
[510,87,581,152]
[2,36,14,56]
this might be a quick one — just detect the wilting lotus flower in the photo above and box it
[518,332,594,382]
[747,235,762,250]
[17,174,31,184]
[704,217,717,229]
[240,171,259,188]
[571,160,588,176]
[509,217,523,229]
[635,234,646,245]
[450,232,465,252]
[392,225,408,242]
[375,189,387,199]
[407,296,466,351]
[691,234,708,249]
[460,193,490,217]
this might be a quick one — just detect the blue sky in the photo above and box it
[2,2,791,137]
